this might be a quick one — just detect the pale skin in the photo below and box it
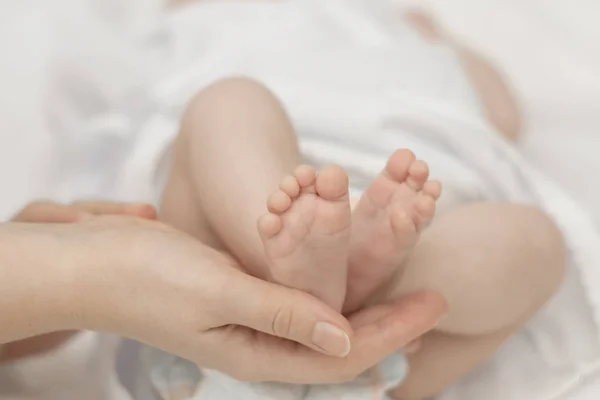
[0,201,157,363]
[0,201,447,384]
[158,13,564,400]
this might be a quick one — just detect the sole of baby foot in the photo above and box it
[258,165,352,312]
[345,149,441,312]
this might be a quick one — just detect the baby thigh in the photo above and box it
[159,77,303,275]
[386,203,566,399]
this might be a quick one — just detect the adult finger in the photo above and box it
[341,291,446,372]
[213,291,447,383]
[71,200,157,219]
[219,271,354,358]
[12,201,80,223]
[404,338,422,354]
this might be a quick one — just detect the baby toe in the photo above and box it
[267,190,293,214]
[406,160,430,191]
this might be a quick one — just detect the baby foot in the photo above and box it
[258,165,352,312]
[345,149,441,312]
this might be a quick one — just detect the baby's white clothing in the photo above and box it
[112,0,483,209]
[0,333,130,400]
[102,1,483,399]
[47,0,600,399]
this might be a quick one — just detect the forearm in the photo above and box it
[0,223,87,343]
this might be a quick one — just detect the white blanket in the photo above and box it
[1,1,599,399]
[398,0,600,229]
[109,2,600,399]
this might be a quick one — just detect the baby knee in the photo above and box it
[186,76,277,115]
[516,206,566,306]
[180,76,282,137]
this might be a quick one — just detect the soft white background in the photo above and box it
[403,0,600,226]
[1,0,598,222]
[0,0,161,219]
[0,0,598,398]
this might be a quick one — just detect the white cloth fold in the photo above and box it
[46,1,600,399]
[0,333,131,400]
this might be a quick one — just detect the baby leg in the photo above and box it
[160,77,350,311]
[386,203,565,399]
[161,77,300,268]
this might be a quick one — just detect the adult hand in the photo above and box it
[58,215,447,384]
[0,203,446,383]
[11,199,157,223]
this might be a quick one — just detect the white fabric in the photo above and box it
[0,0,599,399]
[0,333,131,400]
[112,0,482,205]
[0,2,140,400]
[141,347,407,400]
[89,1,600,400]
[395,0,600,228]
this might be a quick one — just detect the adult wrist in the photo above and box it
[59,216,158,336]
[0,223,84,342]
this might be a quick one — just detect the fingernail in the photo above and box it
[434,314,448,328]
[312,322,351,357]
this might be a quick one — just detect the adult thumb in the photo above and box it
[222,273,353,357]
